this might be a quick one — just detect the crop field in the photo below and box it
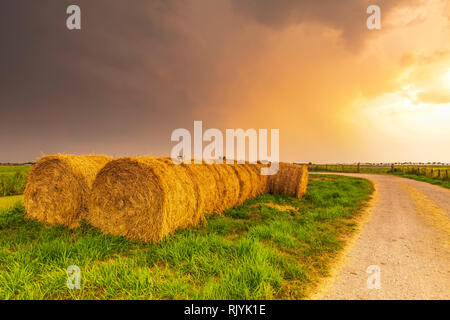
[0,174,373,299]
[0,165,31,197]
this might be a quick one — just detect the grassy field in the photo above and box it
[0,165,32,176]
[308,163,450,174]
[0,195,23,210]
[308,164,394,174]
[391,173,450,189]
[0,174,373,300]
[0,165,31,197]
[307,164,450,189]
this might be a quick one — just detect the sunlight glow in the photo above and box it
[443,69,450,87]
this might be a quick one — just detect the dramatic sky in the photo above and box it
[1,0,449,163]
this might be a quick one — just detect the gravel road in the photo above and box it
[311,173,450,300]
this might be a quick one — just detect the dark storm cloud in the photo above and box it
[230,0,416,47]
[0,0,220,161]
[0,0,423,162]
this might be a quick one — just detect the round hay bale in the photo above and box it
[242,163,258,197]
[268,163,308,198]
[246,163,269,195]
[160,157,217,214]
[295,164,309,198]
[181,162,218,214]
[282,165,298,195]
[87,157,199,243]
[208,163,240,213]
[230,163,252,205]
[158,157,205,220]
[157,157,204,228]
[203,164,222,214]
[268,162,289,195]
[23,154,113,228]
[240,163,258,198]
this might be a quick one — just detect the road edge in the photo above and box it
[307,177,378,300]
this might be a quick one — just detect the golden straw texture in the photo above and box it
[24,154,113,228]
[87,157,308,242]
[87,157,200,243]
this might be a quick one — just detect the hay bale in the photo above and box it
[268,162,290,195]
[230,163,252,205]
[87,157,200,243]
[203,163,223,213]
[245,163,269,195]
[163,157,218,214]
[268,162,286,195]
[241,163,259,199]
[181,162,218,214]
[268,163,308,198]
[208,163,240,213]
[295,164,309,197]
[88,157,307,243]
[23,154,113,228]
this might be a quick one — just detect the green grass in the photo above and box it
[308,164,450,175]
[308,164,394,174]
[0,165,32,176]
[392,172,450,189]
[308,164,450,189]
[0,195,23,210]
[0,175,373,300]
[0,165,31,196]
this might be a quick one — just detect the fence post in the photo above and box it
[357,162,360,173]
[446,170,449,180]
[438,169,441,178]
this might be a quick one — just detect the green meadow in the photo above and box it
[0,195,23,210]
[0,165,32,176]
[0,174,373,300]
[308,164,450,190]
[391,172,450,189]
[0,165,31,197]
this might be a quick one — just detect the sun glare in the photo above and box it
[443,69,450,87]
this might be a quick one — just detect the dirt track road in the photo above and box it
[311,173,450,300]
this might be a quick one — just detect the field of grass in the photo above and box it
[308,164,394,174]
[0,165,32,176]
[0,195,23,210]
[0,174,373,299]
[0,165,31,197]
[391,173,450,189]
[307,164,450,189]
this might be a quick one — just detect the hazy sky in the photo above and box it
[1,0,449,163]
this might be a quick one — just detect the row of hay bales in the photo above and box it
[24,155,308,242]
